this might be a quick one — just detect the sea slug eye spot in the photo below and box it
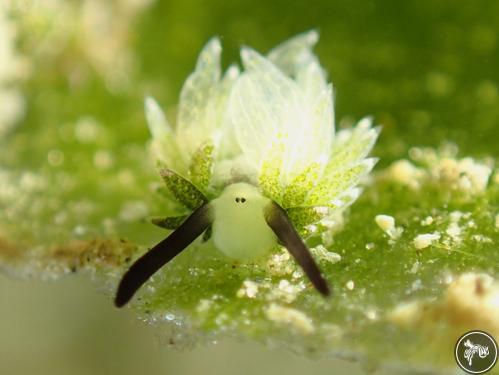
[235,197,240,203]
[241,197,246,203]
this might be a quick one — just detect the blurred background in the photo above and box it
[1,0,498,374]
[0,274,363,374]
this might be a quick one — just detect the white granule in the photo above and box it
[265,304,315,334]
[375,214,403,241]
[310,245,342,264]
[388,300,422,327]
[421,216,434,226]
[446,222,462,241]
[365,309,378,321]
[346,280,355,290]
[389,272,499,334]
[387,159,423,189]
[268,279,304,303]
[472,234,492,243]
[375,214,395,232]
[413,232,441,249]
[449,211,464,222]
[237,280,259,298]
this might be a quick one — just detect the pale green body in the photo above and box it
[211,183,277,259]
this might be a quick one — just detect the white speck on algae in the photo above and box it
[236,278,305,304]
[310,245,341,264]
[420,216,433,226]
[375,214,394,232]
[269,279,305,303]
[346,280,355,290]
[237,280,259,298]
[265,249,295,276]
[375,214,403,242]
[265,304,315,335]
[413,232,441,249]
[389,273,499,337]
[384,145,493,196]
[384,160,423,189]
[445,222,461,242]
